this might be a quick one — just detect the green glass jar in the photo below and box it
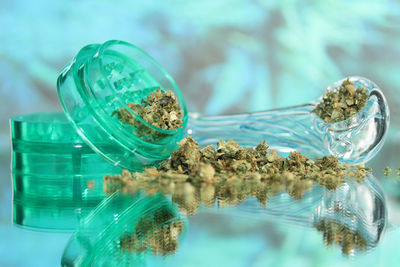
[11,112,120,230]
[57,40,188,171]
[11,40,189,229]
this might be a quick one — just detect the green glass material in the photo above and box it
[13,193,100,232]
[11,112,120,230]
[57,41,188,171]
[61,191,187,266]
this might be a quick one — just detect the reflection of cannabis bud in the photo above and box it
[103,137,370,214]
[103,170,137,194]
[112,88,183,142]
[381,166,400,178]
[119,207,185,256]
[313,79,369,123]
[384,166,392,176]
[315,220,367,255]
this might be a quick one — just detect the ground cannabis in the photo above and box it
[112,88,183,141]
[313,79,369,123]
[104,137,370,214]
[315,219,367,255]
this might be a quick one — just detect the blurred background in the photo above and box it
[2,0,400,266]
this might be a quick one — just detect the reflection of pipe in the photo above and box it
[189,77,390,165]
[228,174,386,255]
[61,191,187,267]
[311,174,386,255]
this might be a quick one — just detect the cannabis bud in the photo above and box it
[313,79,369,123]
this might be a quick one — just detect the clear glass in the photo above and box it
[57,41,188,171]
[61,191,187,267]
[11,112,120,230]
[188,77,390,164]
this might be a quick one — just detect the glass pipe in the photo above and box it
[61,191,187,267]
[58,40,389,170]
[188,76,389,165]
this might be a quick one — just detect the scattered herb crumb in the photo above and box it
[86,180,95,189]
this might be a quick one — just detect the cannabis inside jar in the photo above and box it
[313,79,369,123]
[112,88,183,142]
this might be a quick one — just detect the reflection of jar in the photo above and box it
[11,112,120,230]
[57,40,188,171]
[61,191,187,266]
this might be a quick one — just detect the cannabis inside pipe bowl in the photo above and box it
[313,77,389,164]
[61,191,187,266]
[189,76,389,165]
[57,40,188,171]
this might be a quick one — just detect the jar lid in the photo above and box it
[57,40,188,171]
[11,112,120,175]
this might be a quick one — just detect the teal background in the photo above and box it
[2,0,400,266]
